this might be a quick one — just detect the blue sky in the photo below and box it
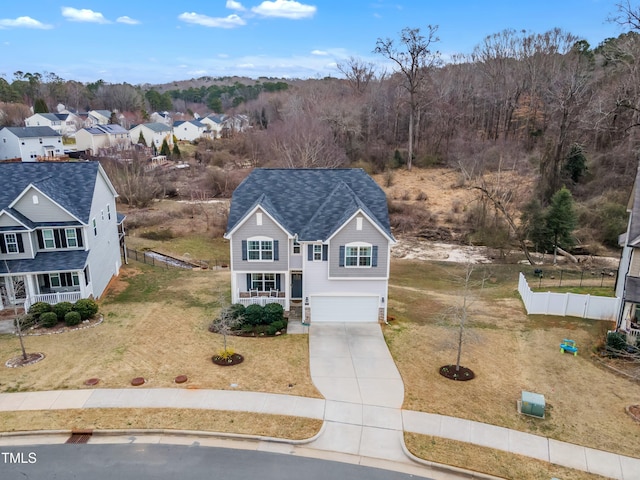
[0,1,628,85]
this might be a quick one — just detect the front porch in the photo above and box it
[237,290,286,308]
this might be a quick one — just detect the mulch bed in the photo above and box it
[24,315,103,336]
[439,364,475,381]
[5,352,45,368]
[212,353,244,366]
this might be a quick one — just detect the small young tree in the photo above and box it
[172,143,181,159]
[2,260,28,361]
[160,138,171,157]
[137,131,147,147]
[546,186,577,264]
[210,292,243,360]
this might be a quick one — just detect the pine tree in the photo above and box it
[546,186,577,263]
[160,138,170,156]
[137,131,147,147]
[172,143,181,159]
[33,98,49,113]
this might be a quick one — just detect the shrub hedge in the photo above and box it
[53,302,73,321]
[64,311,82,326]
[73,298,98,320]
[40,311,59,328]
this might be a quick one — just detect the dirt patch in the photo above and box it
[5,352,45,368]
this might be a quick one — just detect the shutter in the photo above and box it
[339,246,345,267]
[16,234,24,253]
[308,244,313,261]
[322,244,328,261]
[37,230,44,249]
[76,228,83,248]
[246,273,252,290]
[53,229,61,248]
[242,240,247,261]
[276,274,281,291]
[43,275,50,289]
[0,235,5,254]
[372,246,378,267]
[60,229,67,248]
[273,240,279,261]
[84,266,90,285]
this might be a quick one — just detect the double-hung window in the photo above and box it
[293,240,301,255]
[248,239,273,261]
[313,244,322,261]
[5,233,18,253]
[42,229,55,249]
[65,228,78,247]
[345,244,372,267]
[251,273,276,291]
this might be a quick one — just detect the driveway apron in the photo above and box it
[307,322,407,462]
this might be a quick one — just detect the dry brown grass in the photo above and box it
[0,265,320,398]
[405,434,612,480]
[386,259,640,459]
[0,409,321,440]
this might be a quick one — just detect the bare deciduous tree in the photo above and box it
[2,260,29,361]
[375,26,441,170]
[337,56,377,95]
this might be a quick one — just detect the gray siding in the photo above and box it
[85,171,121,298]
[231,208,289,272]
[329,215,389,278]
[13,187,77,223]
[0,232,33,260]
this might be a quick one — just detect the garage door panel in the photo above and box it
[311,296,378,323]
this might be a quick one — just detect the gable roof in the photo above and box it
[0,162,107,224]
[139,122,172,133]
[226,169,393,242]
[2,126,60,138]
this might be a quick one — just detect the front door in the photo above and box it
[291,272,302,299]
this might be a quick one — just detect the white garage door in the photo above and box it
[310,295,379,323]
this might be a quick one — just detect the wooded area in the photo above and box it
[3,4,640,253]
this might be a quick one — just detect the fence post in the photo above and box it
[559,270,563,287]
[580,270,584,287]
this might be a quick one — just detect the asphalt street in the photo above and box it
[0,444,435,480]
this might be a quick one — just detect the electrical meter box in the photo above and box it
[520,391,545,418]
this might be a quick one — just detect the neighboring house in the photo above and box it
[129,123,172,151]
[199,114,225,139]
[222,114,250,136]
[0,161,125,312]
[86,110,112,127]
[150,111,172,126]
[25,113,82,136]
[75,124,131,154]
[616,165,640,338]
[172,119,208,142]
[224,168,395,324]
[0,127,64,162]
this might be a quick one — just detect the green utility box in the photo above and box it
[520,391,545,418]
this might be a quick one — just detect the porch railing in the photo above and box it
[236,297,286,308]
[24,292,82,312]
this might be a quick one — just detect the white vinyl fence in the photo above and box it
[518,273,620,321]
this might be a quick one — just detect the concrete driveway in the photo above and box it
[307,322,407,462]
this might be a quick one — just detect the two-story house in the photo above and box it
[86,110,112,127]
[0,161,124,312]
[0,127,64,162]
[25,112,82,137]
[75,124,131,154]
[225,169,395,324]
[616,165,640,338]
[172,120,208,142]
[129,123,173,151]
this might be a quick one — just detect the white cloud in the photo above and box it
[237,63,255,68]
[311,49,328,56]
[252,0,316,19]
[117,16,140,25]
[178,12,246,28]
[218,53,230,58]
[0,16,52,29]
[62,7,109,24]
[226,0,246,11]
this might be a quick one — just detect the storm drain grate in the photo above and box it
[66,430,93,444]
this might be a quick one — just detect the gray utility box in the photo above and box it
[519,391,545,418]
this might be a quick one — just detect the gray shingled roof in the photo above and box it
[141,122,171,133]
[226,169,393,242]
[0,250,89,274]
[2,126,61,138]
[628,165,640,246]
[0,162,101,224]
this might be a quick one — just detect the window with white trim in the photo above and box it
[49,273,61,288]
[345,244,372,267]
[251,273,276,291]
[313,244,322,261]
[5,233,18,253]
[92,218,97,236]
[65,228,78,247]
[107,204,111,220]
[293,240,301,255]
[248,239,273,261]
[42,229,55,249]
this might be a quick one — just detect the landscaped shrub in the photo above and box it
[73,298,99,320]
[64,311,82,326]
[14,315,38,330]
[229,303,246,320]
[28,302,52,318]
[40,311,59,328]
[53,302,73,321]
[606,331,628,352]
[266,319,286,335]
[263,303,284,325]
[244,304,263,326]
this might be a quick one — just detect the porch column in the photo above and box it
[25,275,37,302]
